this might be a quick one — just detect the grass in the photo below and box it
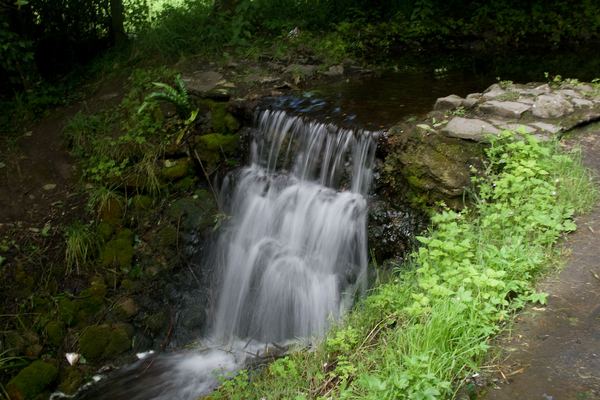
[64,221,97,275]
[207,131,599,400]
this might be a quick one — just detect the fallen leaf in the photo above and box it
[43,184,56,190]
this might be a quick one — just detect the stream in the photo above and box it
[74,50,600,400]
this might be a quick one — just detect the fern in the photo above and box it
[138,74,192,119]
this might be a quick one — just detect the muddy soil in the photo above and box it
[480,122,600,400]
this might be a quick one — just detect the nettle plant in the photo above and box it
[411,129,578,324]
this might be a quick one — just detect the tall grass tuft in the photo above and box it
[64,221,97,275]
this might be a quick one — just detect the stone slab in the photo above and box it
[182,71,223,93]
[434,94,464,111]
[498,123,537,133]
[479,101,531,119]
[531,122,563,133]
[441,117,500,142]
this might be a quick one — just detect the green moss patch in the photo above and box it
[79,325,131,361]
[45,321,65,347]
[6,360,58,400]
[161,158,194,181]
[101,237,134,271]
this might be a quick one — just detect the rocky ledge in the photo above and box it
[383,81,600,208]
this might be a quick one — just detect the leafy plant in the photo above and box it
[138,74,192,119]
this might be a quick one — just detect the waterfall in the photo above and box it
[75,110,379,400]
[214,110,378,343]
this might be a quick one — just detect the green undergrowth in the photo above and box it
[207,130,598,400]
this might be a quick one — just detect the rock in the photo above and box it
[479,101,531,119]
[512,88,546,97]
[6,360,57,400]
[179,304,206,329]
[46,321,66,347]
[462,98,478,108]
[531,122,563,133]
[181,71,223,94]
[532,94,574,118]
[534,84,552,92]
[266,62,285,71]
[244,73,261,83]
[482,84,505,100]
[116,297,140,319]
[558,89,582,99]
[498,122,537,133]
[383,125,485,208]
[226,60,238,68]
[343,57,358,66]
[284,64,318,76]
[517,98,534,105]
[324,65,344,76]
[161,158,194,181]
[79,325,131,360]
[441,117,500,142]
[434,94,464,111]
[571,98,594,108]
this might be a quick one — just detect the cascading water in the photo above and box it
[75,109,378,400]
[214,110,377,343]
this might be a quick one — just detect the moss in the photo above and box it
[206,100,240,134]
[171,175,197,191]
[79,325,110,360]
[193,133,238,164]
[146,310,168,332]
[58,298,80,327]
[132,195,153,214]
[79,277,108,315]
[96,221,114,242]
[121,279,143,292]
[57,366,84,395]
[6,360,58,400]
[101,237,134,271]
[103,327,131,358]
[45,321,65,347]
[99,197,123,225]
[160,224,178,247]
[161,158,193,181]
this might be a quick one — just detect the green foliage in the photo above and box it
[0,22,34,87]
[65,221,97,275]
[139,74,191,119]
[212,130,598,399]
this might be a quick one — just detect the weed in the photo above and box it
[64,221,97,275]
[138,74,192,119]
[87,184,125,216]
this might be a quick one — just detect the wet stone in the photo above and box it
[181,71,223,93]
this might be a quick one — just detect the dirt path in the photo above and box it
[481,123,600,400]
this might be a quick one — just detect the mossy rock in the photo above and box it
[383,124,485,209]
[45,321,65,347]
[115,297,140,319]
[193,133,239,164]
[161,158,194,181]
[121,279,144,292]
[57,366,84,395]
[171,175,198,192]
[6,360,58,400]
[79,325,131,361]
[99,198,124,225]
[146,309,168,332]
[206,100,240,134]
[79,277,108,315]
[101,237,134,271]
[159,223,178,247]
[58,298,80,327]
[96,221,114,242]
[132,195,153,214]
[166,197,214,232]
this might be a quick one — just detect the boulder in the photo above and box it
[434,94,464,111]
[441,117,500,142]
[532,94,575,118]
[6,360,57,400]
[482,84,505,100]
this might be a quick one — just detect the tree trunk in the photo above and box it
[110,0,126,46]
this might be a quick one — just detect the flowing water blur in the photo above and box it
[76,110,379,400]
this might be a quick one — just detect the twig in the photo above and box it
[137,305,173,377]
[497,366,507,380]
[219,145,229,163]
[193,149,222,212]
[590,269,600,282]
